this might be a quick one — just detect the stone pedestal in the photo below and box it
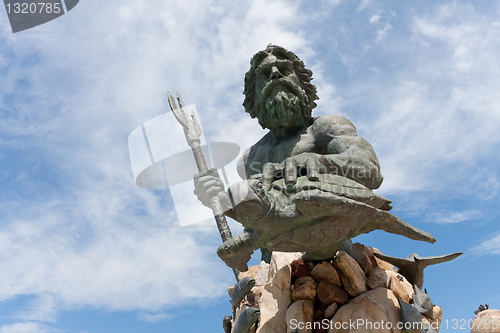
[227,243,443,333]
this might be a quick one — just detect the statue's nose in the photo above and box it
[270,66,283,80]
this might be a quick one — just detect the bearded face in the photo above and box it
[252,57,312,137]
[243,46,319,137]
[257,78,311,137]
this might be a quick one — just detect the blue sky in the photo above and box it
[1,0,500,332]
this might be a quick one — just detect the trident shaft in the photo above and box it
[167,92,233,243]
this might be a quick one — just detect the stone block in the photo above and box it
[386,270,413,303]
[370,247,395,271]
[351,242,375,275]
[292,276,318,302]
[317,281,349,306]
[328,288,401,333]
[291,259,313,280]
[257,252,302,333]
[310,261,342,287]
[367,266,389,290]
[286,300,315,333]
[324,303,338,319]
[332,251,367,297]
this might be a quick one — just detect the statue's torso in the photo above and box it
[238,114,353,179]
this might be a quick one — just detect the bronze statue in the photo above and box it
[194,45,435,271]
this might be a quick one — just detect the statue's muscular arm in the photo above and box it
[236,115,383,190]
[310,114,383,189]
[195,115,382,214]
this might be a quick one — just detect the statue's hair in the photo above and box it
[243,44,319,118]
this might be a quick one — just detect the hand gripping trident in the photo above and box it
[167,92,233,243]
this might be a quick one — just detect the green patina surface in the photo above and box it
[195,45,436,272]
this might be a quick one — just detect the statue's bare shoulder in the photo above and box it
[238,114,364,180]
[312,114,358,137]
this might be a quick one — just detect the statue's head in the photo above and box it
[243,44,319,137]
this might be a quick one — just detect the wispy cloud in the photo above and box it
[14,294,59,323]
[369,12,382,24]
[138,312,175,323]
[367,10,395,44]
[357,0,372,13]
[425,209,482,224]
[355,3,500,199]
[471,233,500,256]
[0,322,59,333]
[0,0,312,324]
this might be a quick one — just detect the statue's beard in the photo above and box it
[258,79,311,137]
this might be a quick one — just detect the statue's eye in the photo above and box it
[255,182,263,190]
[280,68,291,76]
[256,67,270,80]
[278,63,293,76]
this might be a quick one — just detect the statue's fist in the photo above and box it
[282,153,322,186]
[193,168,225,208]
[261,153,323,190]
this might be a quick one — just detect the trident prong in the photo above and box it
[177,92,202,139]
[167,91,237,279]
[168,91,235,227]
[168,92,202,149]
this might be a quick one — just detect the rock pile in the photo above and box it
[227,243,443,333]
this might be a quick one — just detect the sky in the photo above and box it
[1,0,500,332]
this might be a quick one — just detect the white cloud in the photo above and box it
[0,0,313,323]
[413,2,500,75]
[14,294,59,323]
[367,10,395,44]
[357,0,371,13]
[470,169,500,201]
[425,209,482,224]
[471,233,500,255]
[375,22,393,43]
[359,4,500,198]
[452,44,473,72]
[355,9,397,47]
[310,63,343,117]
[138,312,175,323]
[0,180,230,309]
[369,12,381,24]
[0,322,58,333]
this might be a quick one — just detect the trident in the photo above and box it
[168,92,238,278]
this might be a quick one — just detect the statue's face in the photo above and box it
[254,54,302,102]
[253,54,311,137]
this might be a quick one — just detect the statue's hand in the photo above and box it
[193,168,225,208]
[261,153,323,190]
